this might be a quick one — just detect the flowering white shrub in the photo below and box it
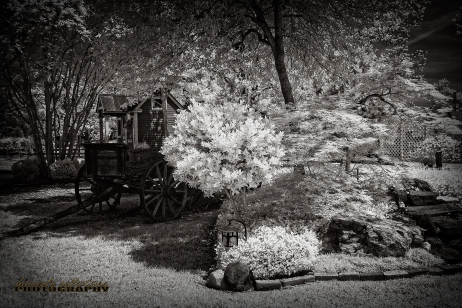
[161,100,285,197]
[219,225,320,279]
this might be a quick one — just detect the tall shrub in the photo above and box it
[161,100,285,217]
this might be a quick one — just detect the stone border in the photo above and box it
[252,265,462,291]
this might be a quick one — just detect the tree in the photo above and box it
[0,0,90,178]
[172,0,427,105]
[0,0,147,179]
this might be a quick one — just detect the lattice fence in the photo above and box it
[382,121,462,162]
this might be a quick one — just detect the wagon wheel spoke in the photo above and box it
[145,194,161,206]
[155,165,163,186]
[166,168,174,185]
[163,163,168,183]
[161,198,166,220]
[146,195,162,217]
[175,185,188,217]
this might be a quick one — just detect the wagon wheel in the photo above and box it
[75,164,122,213]
[140,159,190,221]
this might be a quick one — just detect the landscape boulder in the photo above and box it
[401,178,433,192]
[206,269,229,290]
[408,191,439,206]
[223,262,254,292]
[321,213,424,257]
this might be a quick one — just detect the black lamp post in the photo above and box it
[220,218,247,248]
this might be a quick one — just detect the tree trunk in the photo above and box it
[44,80,54,165]
[273,52,295,105]
[271,0,294,105]
[27,101,51,179]
[250,0,295,105]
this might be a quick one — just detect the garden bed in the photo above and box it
[214,161,462,283]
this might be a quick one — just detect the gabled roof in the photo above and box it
[134,93,184,111]
[97,94,134,116]
[97,92,184,116]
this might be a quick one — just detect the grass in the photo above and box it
[1,165,462,307]
[1,229,462,308]
[312,249,445,273]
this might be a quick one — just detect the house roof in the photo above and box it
[97,92,184,116]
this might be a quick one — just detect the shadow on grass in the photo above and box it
[3,194,222,273]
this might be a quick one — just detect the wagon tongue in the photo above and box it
[13,186,119,236]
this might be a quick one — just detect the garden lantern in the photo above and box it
[220,219,247,248]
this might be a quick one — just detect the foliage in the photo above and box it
[176,0,428,104]
[219,225,320,279]
[11,156,42,181]
[49,158,81,180]
[162,100,285,199]
[0,137,34,155]
[404,163,462,198]
[409,133,461,162]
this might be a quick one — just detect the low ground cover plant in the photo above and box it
[219,225,320,279]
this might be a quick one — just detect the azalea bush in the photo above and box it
[219,225,320,279]
[161,100,285,217]
[50,158,81,180]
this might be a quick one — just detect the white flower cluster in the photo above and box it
[219,225,320,279]
[161,100,285,196]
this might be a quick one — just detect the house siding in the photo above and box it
[137,98,180,152]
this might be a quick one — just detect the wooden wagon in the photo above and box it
[16,89,207,235]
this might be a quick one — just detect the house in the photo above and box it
[96,90,184,151]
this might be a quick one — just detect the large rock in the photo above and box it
[223,262,254,292]
[408,191,439,206]
[401,178,433,192]
[322,213,424,257]
[206,270,229,290]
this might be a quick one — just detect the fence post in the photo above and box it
[399,123,403,160]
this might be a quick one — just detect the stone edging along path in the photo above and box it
[252,265,462,291]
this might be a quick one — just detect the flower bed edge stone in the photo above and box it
[207,264,462,291]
